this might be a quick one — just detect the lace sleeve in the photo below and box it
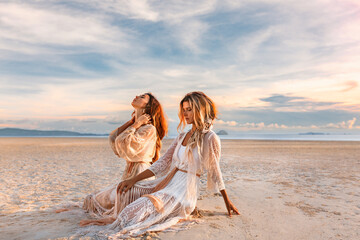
[206,133,225,192]
[109,135,120,157]
[148,134,181,178]
[109,128,121,157]
[113,124,156,162]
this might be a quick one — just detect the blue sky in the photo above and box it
[0,0,359,135]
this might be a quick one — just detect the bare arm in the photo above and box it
[116,169,155,194]
[220,189,240,217]
[116,134,182,194]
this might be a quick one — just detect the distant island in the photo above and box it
[0,128,107,137]
[299,132,328,135]
[217,130,228,135]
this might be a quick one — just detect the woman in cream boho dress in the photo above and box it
[79,91,239,238]
[81,93,168,218]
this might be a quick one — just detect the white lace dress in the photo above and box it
[86,130,226,239]
[82,124,157,218]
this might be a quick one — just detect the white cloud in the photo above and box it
[348,117,357,129]
[0,77,133,119]
[162,68,190,78]
[0,3,131,56]
[214,117,359,131]
[237,27,276,61]
[120,0,159,21]
[215,119,238,126]
[72,0,216,22]
[341,81,358,92]
[150,1,216,53]
[60,0,216,52]
[151,0,217,22]
[327,117,357,129]
[171,19,209,53]
[81,0,159,21]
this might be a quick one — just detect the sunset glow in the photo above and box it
[0,0,359,134]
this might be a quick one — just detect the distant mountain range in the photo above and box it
[0,128,107,137]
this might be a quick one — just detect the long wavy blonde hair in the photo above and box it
[177,91,218,155]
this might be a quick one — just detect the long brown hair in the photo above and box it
[144,92,168,163]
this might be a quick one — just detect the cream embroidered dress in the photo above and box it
[82,124,157,217]
[109,124,157,180]
[80,130,226,239]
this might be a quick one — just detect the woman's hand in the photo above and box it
[133,114,151,128]
[220,189,240,217]
[116,178,136,194]
[224,198,240,217]
[116,170,154,194]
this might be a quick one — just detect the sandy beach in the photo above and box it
[0,137,359,240]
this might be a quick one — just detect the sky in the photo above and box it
[0,0,359,135]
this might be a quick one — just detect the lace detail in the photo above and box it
[204,132,225,192]
[148,133,185,178]
[78,131,226,239]
[82,124,157,219]
[82,183,155,219]
[113,124,156,163]
[106,173,194,238]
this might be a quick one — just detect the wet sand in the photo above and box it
[0,137,359,239]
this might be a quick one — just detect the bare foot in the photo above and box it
[191,207,203,218]
[55,208,70,213]
[79,219,95,226]
[79,217,115,226]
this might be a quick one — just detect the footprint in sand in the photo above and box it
[210,223,221,229]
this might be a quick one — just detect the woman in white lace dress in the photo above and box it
[80,91,239,238]
[81,93,168,217]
